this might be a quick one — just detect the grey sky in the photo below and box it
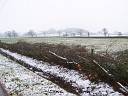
[0,0,128,33]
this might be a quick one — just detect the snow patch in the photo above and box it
[0,54,75,96]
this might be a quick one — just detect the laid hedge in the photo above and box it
[0,41,127,85]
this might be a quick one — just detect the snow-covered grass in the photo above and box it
[0,37,128,52]
[0,54,75,96]
[0,48,123,96]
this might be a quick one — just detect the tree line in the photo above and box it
[3,28,124,38]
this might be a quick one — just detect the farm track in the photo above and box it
[0,49,123,96]
[0,49,80,95]
[0,54,75,96]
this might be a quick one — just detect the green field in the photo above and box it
[0,37,128,52]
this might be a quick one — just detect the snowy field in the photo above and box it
[0,54,75,96]
[0,48,123,96]
[0,37,128,52]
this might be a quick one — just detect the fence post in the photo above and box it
[91,48,94,57]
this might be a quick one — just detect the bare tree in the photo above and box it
[77,31,82,36]
[5,30,18,37]
[105,39,117,55]
[87,31,90,37]
[12,30,18,37]
[63,32,68,37]
[71,33,76,37]
[117,32,122,36]
[102,28,108,37]
[5,31,11,37]
[26,30,37,37]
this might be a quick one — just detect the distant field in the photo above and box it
[0,37,128,52]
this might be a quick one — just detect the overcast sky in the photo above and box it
[0,0,128,33]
